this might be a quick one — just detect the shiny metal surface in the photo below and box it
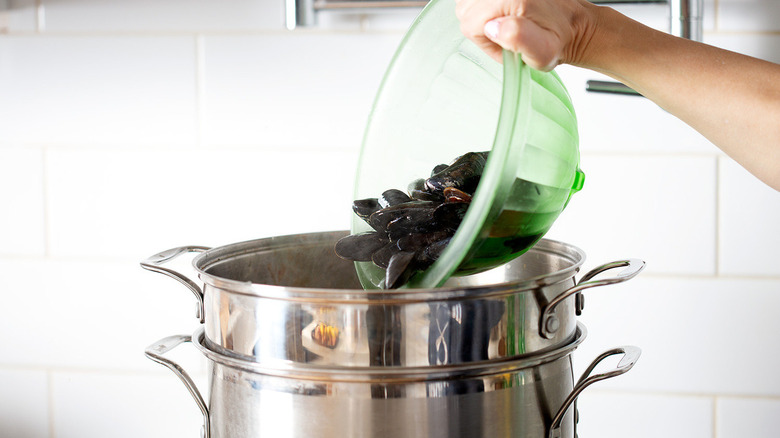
[547,346,640,438]
[539,259,644,339]
[146,325,640,438]
[141,231,644,367]
[286,0,428,29]
[145,335,211,438]
[671,0,703,41]
[585,80,641,96]
[586,0,703,96]
[141,246,209,323]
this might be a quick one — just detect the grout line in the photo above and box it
[599,270,780,281]
[0,28,415,37]
[714,156,721,276]
[35,0,45,33]
[0,141,359,153]
[0,254,150,263]
[579,150,726,158]
[0,363,210,380]
[195,34,206,149]
[47,370,55,438]
[1,139,362,156]
[41,146,51,257]
[8,143,730,159]
[713,396,719,438]
[2,27,771,37]
[583,387,780,401]
[713,0,719,33]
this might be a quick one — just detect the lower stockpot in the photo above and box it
[141,231,644,366]
[146,324,640,438]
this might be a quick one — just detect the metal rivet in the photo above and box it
[545,315,560,334]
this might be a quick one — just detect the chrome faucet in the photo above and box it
[288,0,704,42]
[284,0,705,95]
[586,0,704,94]
[671,0,703,41]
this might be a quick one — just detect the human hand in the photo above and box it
[459,0,780,191]
[455,0,595,71]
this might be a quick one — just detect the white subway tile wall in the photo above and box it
[51,372,205,438]
[573,277,780,396]
[44,148,357,257]
[0,147,45,255]
[555,66,720,155]
[0,369,49,438]
[546,154,718,275]
[719,157,780,276]
[576,392,714,438]
[717,397,780,438]
[0,0,777,437]
[718,0,780,33]
[41,0,286,32]
[0,35,198,147]
[200,34,400,149]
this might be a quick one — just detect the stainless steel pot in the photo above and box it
[146,324,640,438]
[141,231,644,367]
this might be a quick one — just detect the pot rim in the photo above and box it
[191,323,587,382]
[192,230,587,302]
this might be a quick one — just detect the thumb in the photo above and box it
[484,16,561,71]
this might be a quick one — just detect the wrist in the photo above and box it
[566,1,617,70]
[569,3,666,83]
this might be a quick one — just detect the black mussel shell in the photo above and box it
[369,201,437,232]
[371,242,397,269]
[385,251,417,289]
[385,209,439,241]
[344,151,490,289]
[409,178,444,202]
[431,164,448,176]
[334,232,388,261]
[395,230,452,253]
[353,198,381,221]
[425,152,487,195]
[433,202,470,231]
[378,189,412,208]
[416,237,452,265]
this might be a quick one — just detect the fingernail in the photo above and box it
[484,19,500,40]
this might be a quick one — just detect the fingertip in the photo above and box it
[492,17,561,71]
[484,19,500,41]
[485,16,524,53]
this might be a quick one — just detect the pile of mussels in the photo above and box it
[335,151,489,289]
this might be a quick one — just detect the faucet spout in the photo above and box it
[670,0,703,41]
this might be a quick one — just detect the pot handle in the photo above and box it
[140,246,210,323]
[548,346,641,438]
[145,335,210,438]
[540,259,645,339]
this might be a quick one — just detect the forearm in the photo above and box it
[577,3,780,190]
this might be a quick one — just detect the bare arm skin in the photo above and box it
[456,0,780,191]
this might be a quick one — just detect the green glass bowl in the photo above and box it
[351,0,584,289]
